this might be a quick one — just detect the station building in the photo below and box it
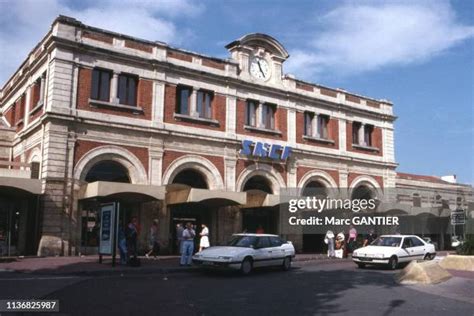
[0,16,472,256]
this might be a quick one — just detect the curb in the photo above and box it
[0,257,348,277]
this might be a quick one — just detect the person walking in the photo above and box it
[126,217,139,261]
[363,229,377,247]
[180,222,195,266]
[199,224,210,252]
[347,225,358,254]
[176,223,184,254]
[145,219,160,259]
[117,221,128,265]
[324,230,335,258]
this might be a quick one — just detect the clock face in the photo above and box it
[250,57,270,80]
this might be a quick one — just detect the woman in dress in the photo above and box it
[199,224,210,252]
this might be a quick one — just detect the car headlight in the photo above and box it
[373,253,385,259]
[218,256,233,260]
[194,254,201,258]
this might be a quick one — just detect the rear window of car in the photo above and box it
[269,237,283,247]
[410,237,424,247]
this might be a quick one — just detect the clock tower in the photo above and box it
[226,33,289,85]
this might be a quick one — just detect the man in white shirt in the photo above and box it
[180,222,196,266]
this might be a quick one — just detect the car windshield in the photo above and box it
[371,237,402,247]
[228,235,257,248]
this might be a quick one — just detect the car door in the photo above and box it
[401,237,416,262]
[253,237,272,267]
[268,237,286,266]
[410,237,427,259]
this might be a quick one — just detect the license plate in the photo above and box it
[360,257,372,262]
[202,261,214,266]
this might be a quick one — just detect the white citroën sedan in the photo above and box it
[352,235,436,270]
[192,234,296,275]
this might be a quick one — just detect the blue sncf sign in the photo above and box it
[239,140,292,161]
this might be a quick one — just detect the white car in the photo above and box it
[192,234,295,275]
[352,235,436,270]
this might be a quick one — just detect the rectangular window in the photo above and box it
[304,112,313,136]
[262,103,275,130]
[317,115,329,139]
[246,99,258,126]
[176,85,192,115]
[196,90,213,119]
[352,122,361,145]
[91,68,111,102]
[364,124,374,147]
[117,74,137,106]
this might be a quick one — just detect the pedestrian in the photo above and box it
[199,224,210,252]
[256,224,264,234]
[118,221,128,265]
[324,230,335,258]
[363,229,377,247]
[126,217,139,261]
[176,223,184,254]
[347,225,357,253]
[145,219,160,259]
[180,222,196,266]
[335,232,345,259]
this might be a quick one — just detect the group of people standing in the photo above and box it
[117,217,160,265]
[324,226,377,258]
[176,223,210,266]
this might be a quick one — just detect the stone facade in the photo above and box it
[0,16,472,256]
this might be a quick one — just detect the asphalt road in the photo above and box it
[0,260,472,316]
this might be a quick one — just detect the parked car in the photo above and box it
[451,235,464,248]
[192,234,295,275]
[352,235,436,270]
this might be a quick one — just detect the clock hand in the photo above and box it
[257,60,265,76]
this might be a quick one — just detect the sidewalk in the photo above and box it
[0,253,332,276]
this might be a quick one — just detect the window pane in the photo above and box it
[179,88,189,114]
[246,100,256,126]
[118,75,127,104]
[99,71,110,101]
[196,91,203,117]
[205,93,212,118]
[305,113,312,136]
[127,77,137,106]
[91,69,100,100]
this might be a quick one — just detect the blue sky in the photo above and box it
[1,0,473,184]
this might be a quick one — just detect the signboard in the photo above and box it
[239,139,292,160]
[451,209,465,226]
[99,203,116,255]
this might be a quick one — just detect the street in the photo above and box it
[0,260,472,316]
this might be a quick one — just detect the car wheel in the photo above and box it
[282,257,291,271]
[241,257,253,275]
[357,263,366,269]
[388,256,398,270]
[423,253,431,261]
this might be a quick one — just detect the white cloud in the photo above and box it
[0,0,203,86]
[285,1,474,79]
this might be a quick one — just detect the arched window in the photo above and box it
[302,180,327,197]
[172,169,208,189]
[243,175,273,194]
[351,185,374,202]
[85,160,130,183]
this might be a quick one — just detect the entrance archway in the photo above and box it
[171,169,208,189]
[85,160,131,183]
[241,175,278,234]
